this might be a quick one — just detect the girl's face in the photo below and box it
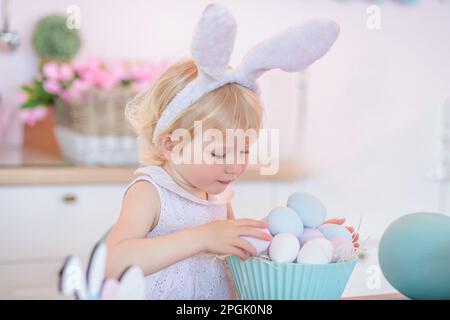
[164,134,252,197]
[177,160,247,195]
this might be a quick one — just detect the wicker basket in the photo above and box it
[53,87,139,165]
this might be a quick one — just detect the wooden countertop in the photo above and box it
[343,292,407,300]
[0,145,303,185]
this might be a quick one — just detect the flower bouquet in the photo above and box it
[18,57,169,165]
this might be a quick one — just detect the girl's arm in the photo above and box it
[106,181,271,278]
[226,202,236,220]
[105,180,204,278]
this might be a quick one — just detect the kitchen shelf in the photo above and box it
[0,145,303,185]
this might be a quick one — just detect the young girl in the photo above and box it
[105,56,270,299]
[105,4,354,299]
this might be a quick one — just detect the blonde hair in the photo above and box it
[125,57,264,166]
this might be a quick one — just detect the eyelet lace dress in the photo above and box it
[122,165,238,300]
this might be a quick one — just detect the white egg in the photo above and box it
[297,238,334,264]
[269,233,300,263]
[241,228,271,256]
[298,227,325,246]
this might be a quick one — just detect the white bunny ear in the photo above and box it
[86,242,107,298]
[191,4,237,81]
[59,256,88,300]
[117,265,145,300]
[237,20,340,83]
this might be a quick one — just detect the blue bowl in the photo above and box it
[225,256,357,300]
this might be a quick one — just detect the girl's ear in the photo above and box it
[157,134,175,160]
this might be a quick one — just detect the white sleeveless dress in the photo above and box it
[122,165,237,300]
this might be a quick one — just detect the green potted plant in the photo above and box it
[32,14,81,63]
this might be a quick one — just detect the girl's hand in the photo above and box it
[196,219,273,260]
[324,218,360,248]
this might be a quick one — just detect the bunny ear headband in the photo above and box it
[129,4,340,145]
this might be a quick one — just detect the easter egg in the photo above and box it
[330,237,355,262]
[297,238,333,265]
[318,223,352,240]
[100,278,120,300]
[241,228,271,256]
[269,233,300,263]
[266,206,304,237]
[298,227,324,246]
[287,192,327,228]
[379,212,450,300]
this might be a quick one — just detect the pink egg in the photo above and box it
[330,236,355,262]
[241,228,271,256]
[100,278,120,300]
[298,228,325,246]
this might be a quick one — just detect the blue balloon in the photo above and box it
[379,212,450,300]
[266,206,304,238]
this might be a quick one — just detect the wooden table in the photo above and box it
[344,292,407,300]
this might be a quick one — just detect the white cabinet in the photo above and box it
[0,184,125,299]
[0,259,70,299]
[0,180,398,299]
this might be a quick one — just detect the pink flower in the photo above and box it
[107,60,129,80]
[19,106,48,126]
[71,79,91,92]
[43,80,61,94]
[78,69,97,86]
[73,56,101,78]
[77,64,120,89]
[130,60,167,84]
[95,70,120,90]
[61,79,92,102]
[16,92,28,105]
[60,90,78,103]
[70,57,169,92]
[59,64,74,81]
[43,62,59,80]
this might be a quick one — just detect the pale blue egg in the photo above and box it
[266,206,304,237]
[287,192,327,228]
[317,223,352,240]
